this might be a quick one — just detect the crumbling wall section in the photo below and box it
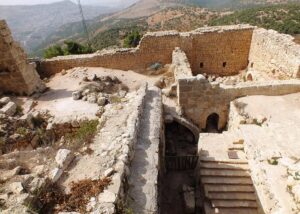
[38,25,254,78]
[249,28,300,78]
[0,20,45,95]
[178,78,300,130]
[172,47,193,81]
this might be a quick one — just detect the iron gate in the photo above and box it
[165,155,199,171]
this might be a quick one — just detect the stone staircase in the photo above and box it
[199,138,259,214]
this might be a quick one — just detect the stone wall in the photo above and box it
[0,20,45,95]
[172,47,193,81]
[38,25,254,78]
[249,28,300,78]
[178,78,300,130]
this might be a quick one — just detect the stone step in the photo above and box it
[200,157,248,164]
[201,177,253,185]
[233,140,244,145]
[228,145,245,151]
[204,202,258,214]
[207,192,257,201]
[211,200,258,208]
[200,169,250,177]
[204,184,255,193]
[200,162,249,170]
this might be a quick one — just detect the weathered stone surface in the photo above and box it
[9,182,24,194]
[55,149,74,169]
[0,20,46,95]
[50,167,63,183]
[0,97,10,105]
[97,97,106,106]
[72,91,82,100]
[38,25,254,77]
[98,190,116,203]
[0,102,17,116]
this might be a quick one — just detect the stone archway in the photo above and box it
[205,113,219,133]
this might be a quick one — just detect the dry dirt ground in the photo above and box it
[28,67,162,122]
[0,66,167,213]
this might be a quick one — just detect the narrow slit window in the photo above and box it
[223,62,227,68]
[200,62,204,68]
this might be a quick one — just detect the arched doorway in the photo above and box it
[205,113,219,133]
[165,121,197,156]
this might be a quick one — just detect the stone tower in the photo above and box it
[0,20,45,95]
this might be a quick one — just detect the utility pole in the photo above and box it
[77,0,91,46]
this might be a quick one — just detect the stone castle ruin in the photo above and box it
[1,19,300,214]
[0,20,45,95]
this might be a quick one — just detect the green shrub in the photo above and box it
[16,105,23,115]
[124,30,142,48]
[44,45,64,59]
[16,127,29,136]
[43,41,94,59]
[63,41,93,55]
[66,120,99,144]
[209,3,300,35]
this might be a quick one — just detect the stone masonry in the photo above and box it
[38,25,254,77]
[178,77,300,130]
[0,20,45,95]
[249,28,300,78]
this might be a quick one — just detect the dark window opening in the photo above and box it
[205,113,219,133]
[251,62,254,68]
[200,62,204,68]
[0,67,10,75]
[223,62,227,68]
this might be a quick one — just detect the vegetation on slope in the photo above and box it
[124,30,142,48]
[209,3,300,34]
[35,3,300,58]
[44,41,93,59]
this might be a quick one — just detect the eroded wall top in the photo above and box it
[0,20,45,95]
[249,28,300,78]
[39,24,255,77]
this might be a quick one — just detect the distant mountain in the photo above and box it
[164,0,300,9]
[209,3,300,34]
[81,0,139,8]
[0,0,115,52]
[7,0,299,57]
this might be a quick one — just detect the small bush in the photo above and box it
[124,30,142,48]
[16,105,23,115]
[44,45,64,59]
[43,41,94,59]
[16,127,29,136]
[66,120,99,144]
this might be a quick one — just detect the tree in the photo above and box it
[43,41,94,59]
[43,45,64,59]
[124,30,141,48]
[63,41,93,55]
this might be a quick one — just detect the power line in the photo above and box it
[77,0,91,46]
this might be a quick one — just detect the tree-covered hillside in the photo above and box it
[209,3,300,34]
